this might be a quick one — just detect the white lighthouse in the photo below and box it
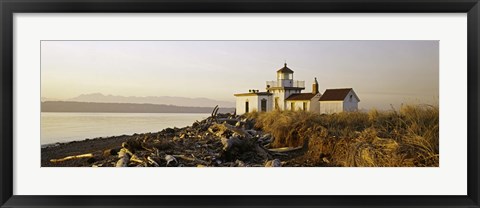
[266,63,305,110]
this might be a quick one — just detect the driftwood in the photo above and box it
[193,105,222,134]
[221,135,244,151]
[115,148,132,167]
[268,146,303,153]
[50,153,93,163]
[208,123,252,139]
[173,154,209,165]
[209,105,219,124]
[130,154,144,164]
[255,144,272,160]
[217,118,240,126]
[147,156,160,167]
[212,105,219,118]
[165,155,178,166]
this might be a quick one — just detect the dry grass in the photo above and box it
[245,104,439,167]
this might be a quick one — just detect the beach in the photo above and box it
[41,111,311,167]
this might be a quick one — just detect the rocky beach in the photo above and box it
[41,106,313,167]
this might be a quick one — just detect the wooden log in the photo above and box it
[129,154,144,164]
[147,156,160,167]
[217,118,240,125]
[173,154,209,165]
[268,146,303,153]
[208,123,252,139]
[255,144,272,160]
[50,153,93,163]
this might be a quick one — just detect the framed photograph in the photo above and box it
[1,0,479,207]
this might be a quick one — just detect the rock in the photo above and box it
[235,159,246,167]
[86,157,97,164]
[165,155,177,166]
[115,157,129,167]
[122,141,141,153]
[164,128,175,134]
[103,148,120,157]
[265,159,282,167]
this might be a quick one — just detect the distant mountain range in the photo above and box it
[41,93,235,108]
[41,101,235,114]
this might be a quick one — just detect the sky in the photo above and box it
[41,41,439,110]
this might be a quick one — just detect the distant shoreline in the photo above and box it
[41,101,235,114]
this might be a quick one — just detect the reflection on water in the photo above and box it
[41,112,209,145]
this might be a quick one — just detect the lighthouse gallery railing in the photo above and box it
[266,80,305,88]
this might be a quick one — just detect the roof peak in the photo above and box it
[277,63,294,73]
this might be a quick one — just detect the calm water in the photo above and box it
[41,112,209,145]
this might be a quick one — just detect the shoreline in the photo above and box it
[41,125,187,167]
[41,111,310,167]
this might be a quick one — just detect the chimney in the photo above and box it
[312,77,319,94]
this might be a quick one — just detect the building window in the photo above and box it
[303,102,307,111]
[245,101,249,113]
[349,95,353,102]
[291,102,295,111]
[261,99,267,112]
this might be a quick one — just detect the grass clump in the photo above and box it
[246,104,439,167]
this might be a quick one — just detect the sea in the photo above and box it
[41,112,210,146]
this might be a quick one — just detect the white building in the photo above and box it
[234,91,273,114]
[234,63,322,114]
[285,78,321,111]
[319,88,360,114]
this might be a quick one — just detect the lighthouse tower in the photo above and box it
[266,63,305,110]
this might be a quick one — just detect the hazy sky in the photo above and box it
[41,41,438,110]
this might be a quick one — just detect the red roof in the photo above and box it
[285,93,316,101]
[319,88,355,101]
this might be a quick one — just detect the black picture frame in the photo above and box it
[1,0,479,207]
